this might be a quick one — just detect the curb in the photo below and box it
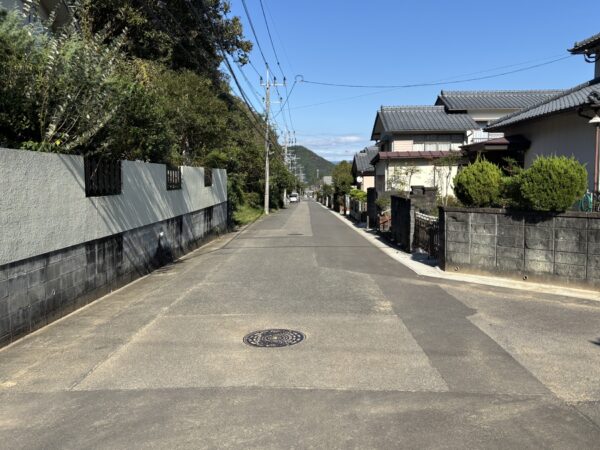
[318,202,600,302]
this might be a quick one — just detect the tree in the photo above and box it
[78,0,252,81]
[332,161,353,196]
[433,154,462,205]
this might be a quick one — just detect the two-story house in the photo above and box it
[370,106,478,196]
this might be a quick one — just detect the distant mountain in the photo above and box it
[289,146,335,185]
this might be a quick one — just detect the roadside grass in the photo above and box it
[233,204,263,226]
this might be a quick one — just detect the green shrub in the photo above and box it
[244,191,262,209]
[453,159,503,207]
[349,188,367,202]
[518,156,587,211]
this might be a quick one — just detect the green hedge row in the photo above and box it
[453,156,588,212]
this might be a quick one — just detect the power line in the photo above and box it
[262,0,295,74]
[258,0,285,79]
[177,0,280,148]
[240,0,270,69]
[301,55,573,89]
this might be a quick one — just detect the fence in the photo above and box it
[0,147,228,347]
[413,212,440,258]
[439,207,600,289]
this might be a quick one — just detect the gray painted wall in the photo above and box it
[502,112,597,190]
[0,147,227,266]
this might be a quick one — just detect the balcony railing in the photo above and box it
[472,130,504,143]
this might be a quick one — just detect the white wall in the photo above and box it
[373,158,460,197]
[503,112,597,190]
[0,148,227,266]
[467,109,516,123]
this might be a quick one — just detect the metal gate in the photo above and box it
[413,212,440,258]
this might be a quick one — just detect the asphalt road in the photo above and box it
[1,200,600,449]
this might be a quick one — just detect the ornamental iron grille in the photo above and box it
[166,166,182,191]
[413,212,440,259]
[84,156,122,197]
[204,168,213,187]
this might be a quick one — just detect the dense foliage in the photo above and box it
[331,161,353,196]
[78,0,252,81]
[0,3,294,216]
[453,158,503,207]
[454,156,588,212]
[349,188,367,202]
[517,156,587,211]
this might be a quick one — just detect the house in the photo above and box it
[0,0,71,30]
[369,105,478,196]
[436,90,563,133]
[351,146,378,192]
[485,31,600,191]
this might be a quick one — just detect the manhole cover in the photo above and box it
[243,329,305,348]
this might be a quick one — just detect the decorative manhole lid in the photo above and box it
[243,329,305,348]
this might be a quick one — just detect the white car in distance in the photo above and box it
[289,193,299,203]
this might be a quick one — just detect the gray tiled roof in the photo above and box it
[436,90,564,111]
[486,78,600,130]
[353,146,378,173]
[374,106,478,137]
[569,32,600,53]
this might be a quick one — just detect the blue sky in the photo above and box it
[228,0,598,161]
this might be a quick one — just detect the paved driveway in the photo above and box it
[1,200,600,448]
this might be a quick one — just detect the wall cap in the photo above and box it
[439,206,600,219]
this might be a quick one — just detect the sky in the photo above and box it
[227,0,598,162]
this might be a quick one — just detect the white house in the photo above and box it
[370,105,477,197]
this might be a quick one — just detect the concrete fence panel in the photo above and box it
[440,207,600,289]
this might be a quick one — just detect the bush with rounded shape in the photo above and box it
[518,156,587,211]
[453,159,503,207]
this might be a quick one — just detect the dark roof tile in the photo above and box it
[374,106,478,137]
[436,90,564,111]
[569,32,600,54]
[487,78,600,130]
[353,146,378,173]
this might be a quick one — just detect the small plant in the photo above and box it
[453,158,503,207]
[518,156,587,211]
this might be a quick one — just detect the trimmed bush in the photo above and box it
[518,156,587,211]
[453,159,503,207]
[349,188,367,202]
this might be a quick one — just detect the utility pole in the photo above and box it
[283,129,289,206]
[260,66,284,215]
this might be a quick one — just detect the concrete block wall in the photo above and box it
[440,207,600,289]
[0,203,227,347]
